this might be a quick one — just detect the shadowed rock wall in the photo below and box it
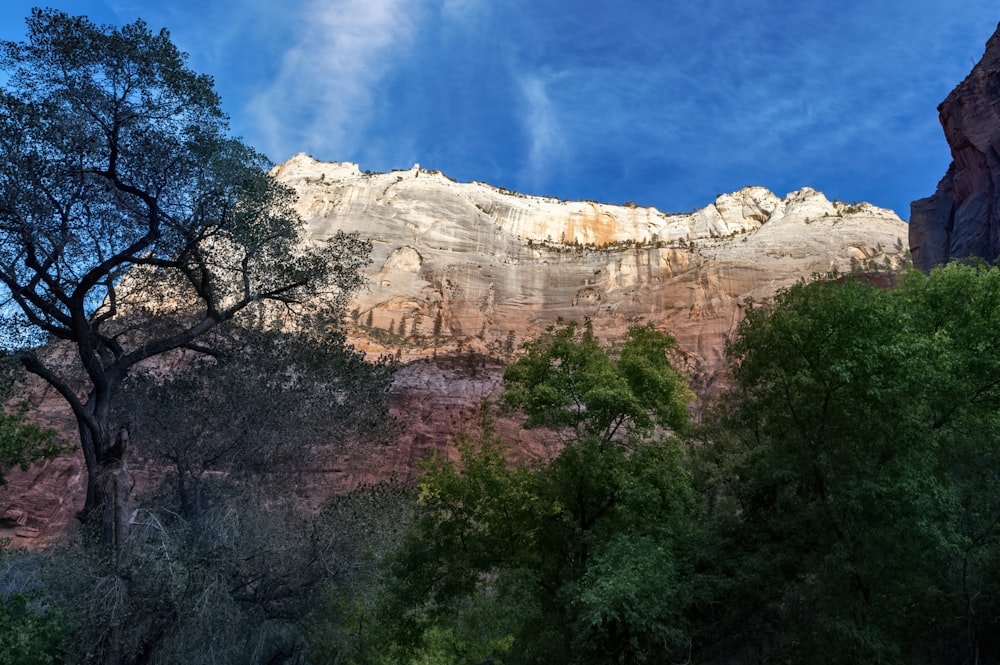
[911,23,1000,270]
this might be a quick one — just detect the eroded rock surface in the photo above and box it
[276,155,908,382]
[910,22,1000,270]
[1,158,909,548]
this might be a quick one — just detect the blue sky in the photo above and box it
[1,2,997,220]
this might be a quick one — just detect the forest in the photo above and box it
[3,9,1000,665]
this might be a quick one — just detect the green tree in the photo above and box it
[0,356,59,486]
[0,545,71,665]
[117,321,397,520]
[377,324,698,664]
[0,587,70,665]
[381,428,697,664]
[894,262,1000,662]
[501,321,692,441]
[307,479,416,665]
[698,266,1000,663]
[0,10,369,551]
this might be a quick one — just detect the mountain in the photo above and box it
[275,154,908,381]
[0,157,908,547]
[910,22,1000,271]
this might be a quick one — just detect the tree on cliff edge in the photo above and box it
[0,10,369,552]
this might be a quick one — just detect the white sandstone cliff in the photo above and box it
[274,154,909,379]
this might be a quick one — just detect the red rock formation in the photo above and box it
[1,161,908,549]
[911,22,1000,270]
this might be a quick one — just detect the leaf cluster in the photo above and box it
[501,321,692,441]
[376,430,699,664]
[365,326,700,664]
[0,356,61,486]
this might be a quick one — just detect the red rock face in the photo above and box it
[911,22,1000,270]
[0,163,909,549]
[0,354,559,549]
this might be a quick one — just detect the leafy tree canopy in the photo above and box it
[0,9,370,547]
[374,324,699,664]
[699,263,1000,663]
[501,321,692,441]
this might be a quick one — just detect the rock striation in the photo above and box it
[275,154,909,382]
[910,22,1000,271]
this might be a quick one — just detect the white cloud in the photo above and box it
[245,0,415,163]
[518,73,567,189]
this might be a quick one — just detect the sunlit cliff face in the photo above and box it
[274,154,909,379]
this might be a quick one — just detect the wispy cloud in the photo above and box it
[245,0,415,163]
[13,0,993,218]
[517,73,569,190]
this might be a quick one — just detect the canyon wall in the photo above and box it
[0,157,909,547]
[910,22,1000,270]
[276,154,908,382]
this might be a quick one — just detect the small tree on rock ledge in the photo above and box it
[0,10,370,553]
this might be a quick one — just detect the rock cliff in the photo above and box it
[275,154,908,381]
[910,22,1000,270]
[0,157,909,548]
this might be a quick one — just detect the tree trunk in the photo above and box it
[79,421,132,558]
[99,429,131,557]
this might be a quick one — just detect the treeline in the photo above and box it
[7,262,1000,664]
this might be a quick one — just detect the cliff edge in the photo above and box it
[275,154,908,380]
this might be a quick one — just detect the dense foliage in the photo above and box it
[308,265,1000,665]
[0,355,60,488]
[501,321,692,440]
[0,547,70,665]
[694,263,1000,663]
[116,320,397,520]
[319,325,698,665]
[386,427,697,664]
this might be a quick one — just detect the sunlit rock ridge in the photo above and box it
[274,153,909,380]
